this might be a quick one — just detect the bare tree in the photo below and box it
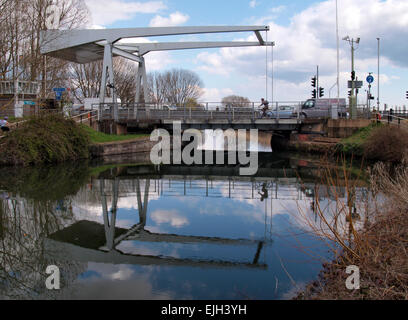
[69,57,138,103]
[147,68,204,106]
[147,71,166,105]
[221,95,251,108]
[69,61,103,102]
[0,0,89,97]
[113,58,138,104]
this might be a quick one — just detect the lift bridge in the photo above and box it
[40,26,300,132]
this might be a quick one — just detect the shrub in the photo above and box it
[363,125,408,163]
[0,114,90,166]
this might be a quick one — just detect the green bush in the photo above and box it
[0,114,90,166]
[335,123,381,157]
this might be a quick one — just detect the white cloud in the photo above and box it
[270,5,286,14]
[145,51,175,71]
[151,209,189,228]
[194,0,408,103]
[201,88,234,103]
[249,0,257,8]
[85,0,166,26]
[149,11,190,27]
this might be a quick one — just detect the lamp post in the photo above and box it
[271,41,275,103]
[343,36,360,119]
[377,37,380,111]
[335,0,340,112]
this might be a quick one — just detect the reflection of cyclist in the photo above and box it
[259,98,269,117]
[258,183,268,202]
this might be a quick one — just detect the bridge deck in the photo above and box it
[98,107,301,130]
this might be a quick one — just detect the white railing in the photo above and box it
[0,80,40,96]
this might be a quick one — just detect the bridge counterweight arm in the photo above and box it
[115,41,274,56]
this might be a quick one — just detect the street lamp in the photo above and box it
[343,35,360,119]
[377,37,380,111]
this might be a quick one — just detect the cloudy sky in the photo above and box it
[83,0,408,107]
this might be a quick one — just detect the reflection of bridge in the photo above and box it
[47,177,269,270]
[97,162,325,200]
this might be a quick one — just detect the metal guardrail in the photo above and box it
[92,101,385,123]
[374,113,408,129]
[94,102,305,122]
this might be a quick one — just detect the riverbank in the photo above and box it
[288,122,408,164]
[295,161,408,300]
[0,114,90,166]
[0,115,153,166]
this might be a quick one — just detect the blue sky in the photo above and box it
[84,0,408,108]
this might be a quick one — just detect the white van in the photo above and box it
[301,98,348,118]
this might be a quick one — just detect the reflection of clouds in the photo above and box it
[151,210,189,228]
[61,263,175,300]
[87,263,135,281]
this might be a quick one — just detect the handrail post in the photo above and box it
[297,102,300,121]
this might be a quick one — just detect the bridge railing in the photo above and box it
[94,101,304,122]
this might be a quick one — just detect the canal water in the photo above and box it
[0,149,368,300]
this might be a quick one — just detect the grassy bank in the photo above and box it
[335,123,378,157]
[0,114,90,166]
[80,125,149,144]
[295,161,408,300]
[336,123,408,163]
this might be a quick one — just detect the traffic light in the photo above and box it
[356,88,359,95]
[406,91,408,99]
[351,71,356,80]
[319,87,324,98]
[312,89,317,98]
[311,76,316,88]
[348,90,352,97]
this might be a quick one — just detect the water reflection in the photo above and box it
[0,155,368,300]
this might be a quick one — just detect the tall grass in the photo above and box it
[295,156,408,300]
